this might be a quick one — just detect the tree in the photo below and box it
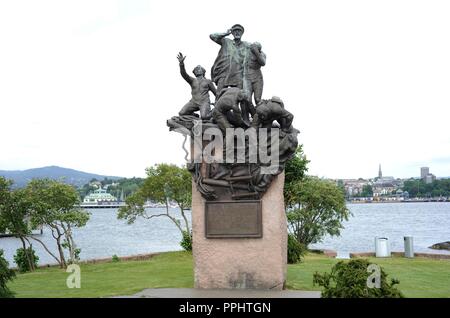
[1,177,89,270]
[0,177,37,271]
[286,176,350,247]
[14,247,39,273]
[287,234,306,264]
[283,146,350,248]
[284,145,309,207]
[78,177,145,200]
[26,179,90,268]
[360,184,373,197]
[402,178,450,198]
[118,164,192,250]
[0,249,16,298]
[336,179,346,198]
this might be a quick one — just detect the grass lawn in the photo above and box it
[8,251,450,298]
[8,252,194,298]
[286,253,450,298]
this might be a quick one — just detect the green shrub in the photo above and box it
[180,230,192,251]
[62,240,82,265]
[111,254,120,262]
[313,259,404,298]
[287,234,306,264]
[13,247,39,273]
[0,249,16,298]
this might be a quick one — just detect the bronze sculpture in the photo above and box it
[210,24,250,96]
[212,87,247,132]
[167,25,299,201]
[177,52,216,120]
[247,42,266,106]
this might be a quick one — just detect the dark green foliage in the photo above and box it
[352,184,373,198]
[287,177,350,247]
[0,250,16,298]
[2,177,89,270]
[284,145,309,207]
[78,177,145,200]
[284,146,349,248]
[180,230,192,252]
[287,234,306,264]
[118,164,192,251]
[14,247,39,273]
[336,179,345,195]
[111,254,120,262]
[1,177,38,271]
[403,178,450,197]
[313,259,404,298]
[26,179,90,268]
[62,240,81,265]
[360,184,373,197]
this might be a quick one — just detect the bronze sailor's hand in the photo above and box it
[177,52,186,65]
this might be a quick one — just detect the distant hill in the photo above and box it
[0,166,122,188]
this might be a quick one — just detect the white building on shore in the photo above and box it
[83,187,117,203]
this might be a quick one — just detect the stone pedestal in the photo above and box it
[192,173,287,290]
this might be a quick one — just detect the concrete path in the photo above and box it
[118,288,321,298]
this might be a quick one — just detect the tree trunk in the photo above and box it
[56,237,67,269]
[61,223,75,264]
[24,238,36,271]
[55,227,67,268]
[66,227,77,264]
[18,236,34,271]
[179,203,190,234]
[29,236,61,265]
[167,215,184,234]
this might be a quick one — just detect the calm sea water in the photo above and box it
[0,208,189,266]
[310,202,450,257]
[0,202,449,266]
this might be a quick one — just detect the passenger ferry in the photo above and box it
[79,187,124,208]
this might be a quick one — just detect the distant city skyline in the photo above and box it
[321,164,446,180]
[1,1,449,179]
[1,163,447,181]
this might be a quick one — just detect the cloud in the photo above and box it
[0,0,449,179]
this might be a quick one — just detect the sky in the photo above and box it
[0,0,449,179]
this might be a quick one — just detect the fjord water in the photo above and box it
[310,202,450,257]
[0,202,449,265]
[0,208,188,266]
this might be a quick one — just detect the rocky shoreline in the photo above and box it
[429,241,450,251]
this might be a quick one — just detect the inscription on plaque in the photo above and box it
[205,200,262,238]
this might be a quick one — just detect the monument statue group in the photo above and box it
[167,25,299,289]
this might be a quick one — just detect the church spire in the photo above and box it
[378,164,382,179]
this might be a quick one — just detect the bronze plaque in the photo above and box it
[205,200,262,238]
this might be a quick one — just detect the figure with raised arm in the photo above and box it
[177,52,216,120]
[210,24,251,97]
